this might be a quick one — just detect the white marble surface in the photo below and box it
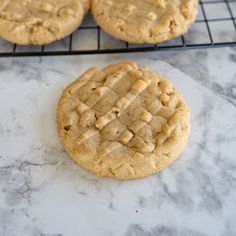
[0,47,236,236]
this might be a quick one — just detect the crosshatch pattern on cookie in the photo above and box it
[57,61,190,179]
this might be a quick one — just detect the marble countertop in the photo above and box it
[0,47,236,236]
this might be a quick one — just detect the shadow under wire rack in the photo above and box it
[0,0,236,57]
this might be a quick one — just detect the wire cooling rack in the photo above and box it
[0,0,236,57]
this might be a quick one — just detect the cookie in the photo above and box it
[0,0,90,45]
[57,61,191,180]
[91,0,198,44]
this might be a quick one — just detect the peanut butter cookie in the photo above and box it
[0,0,90,45]
[57,61,191,180]
[92,0,198,44]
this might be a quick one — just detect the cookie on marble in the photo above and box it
[0,0,90,45]
[91,0,198,44]
[57,61,191,180]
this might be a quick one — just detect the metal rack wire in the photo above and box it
[0,0,236,57]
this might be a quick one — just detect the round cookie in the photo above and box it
[57,61,191,180]
[0,0,90,45]
[91,0,198,44]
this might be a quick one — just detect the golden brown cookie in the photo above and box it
[91,0,198,44]
[0,0,90,45]
[57,61,191,180]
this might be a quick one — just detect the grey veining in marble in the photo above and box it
[0,47,236,236]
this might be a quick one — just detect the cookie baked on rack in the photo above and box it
[92,0,198,44]
[0,0,90,45]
